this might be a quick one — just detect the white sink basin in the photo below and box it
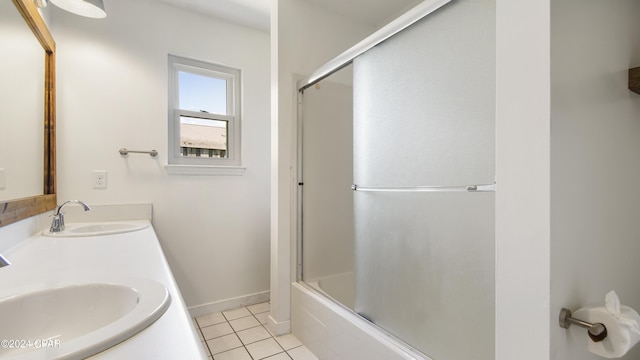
[0,279,171,360]
[43,221,149,237]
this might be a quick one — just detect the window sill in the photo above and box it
[165,164,246,176]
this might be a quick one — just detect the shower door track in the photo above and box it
[296,0,452,92]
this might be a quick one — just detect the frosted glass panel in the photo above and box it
[352,0,495,359]
[354,192,494,359]
[353,0,495,188]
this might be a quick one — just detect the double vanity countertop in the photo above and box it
[0,219,207,359]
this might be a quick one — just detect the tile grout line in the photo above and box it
[238,311,258,360]
[197,303,304,360]
[225,309,259,359]
[194,317,214,358]
[238,311,287,360]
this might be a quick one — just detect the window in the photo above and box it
[167,55,242,173]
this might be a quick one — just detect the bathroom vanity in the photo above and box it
[0,205,207,359]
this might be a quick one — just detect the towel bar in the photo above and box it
[559,308,608,342]
[119,148,158,157]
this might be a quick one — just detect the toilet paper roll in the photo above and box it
[571,291,640,359]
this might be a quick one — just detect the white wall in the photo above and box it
[49,0,271,310]
[550,0,640,359]
[270,0,375,334]
[495,0,550,359]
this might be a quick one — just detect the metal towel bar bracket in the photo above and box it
[119,148,158,157]
[559,308,608,342]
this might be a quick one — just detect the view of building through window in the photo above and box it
[178,71,228,158]
[179,116,227,158]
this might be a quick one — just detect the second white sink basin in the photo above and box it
[0,279,170,359]
[43,221,149,237]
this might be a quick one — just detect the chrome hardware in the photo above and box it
[119,148,158,157]
[559,308,608,342]
[49,200,91,233]
[0,253,10,268]
[350,183,496,193]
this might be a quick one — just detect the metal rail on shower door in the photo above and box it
[296,0,452,91]
[351,183,496,193]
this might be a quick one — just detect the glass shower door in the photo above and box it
[352,0,496,359]
[299,66,355,300]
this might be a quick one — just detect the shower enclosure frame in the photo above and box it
[293,0,461,359]
[287,0,553,359]
[295,0,453,281]
[296,0,452,92]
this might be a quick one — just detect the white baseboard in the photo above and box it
[267,314,291,336]
[188,290,270,318]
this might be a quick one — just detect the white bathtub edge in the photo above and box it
[291,282,431,360]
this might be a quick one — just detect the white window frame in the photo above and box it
[166,55,244,175]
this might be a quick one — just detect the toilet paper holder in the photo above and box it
[560,308,608,342]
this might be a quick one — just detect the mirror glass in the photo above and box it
[0,1,45,201]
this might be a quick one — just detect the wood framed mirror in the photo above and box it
[0,0,56,227]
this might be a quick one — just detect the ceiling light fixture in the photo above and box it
[50,0,106,18]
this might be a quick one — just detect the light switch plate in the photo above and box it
[0,168,5,190]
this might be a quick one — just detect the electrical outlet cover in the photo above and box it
[93,170,107,189]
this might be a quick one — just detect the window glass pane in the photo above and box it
[178,71,227,115]
[168,54,241,167]
[179,116,228,158]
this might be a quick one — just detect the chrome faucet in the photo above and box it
[49,200,91,233]
[0,253,10,268]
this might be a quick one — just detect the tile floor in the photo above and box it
[194,302,318,360]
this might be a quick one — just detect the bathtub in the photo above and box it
[292,274,430,360]
[306,271,355,310]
